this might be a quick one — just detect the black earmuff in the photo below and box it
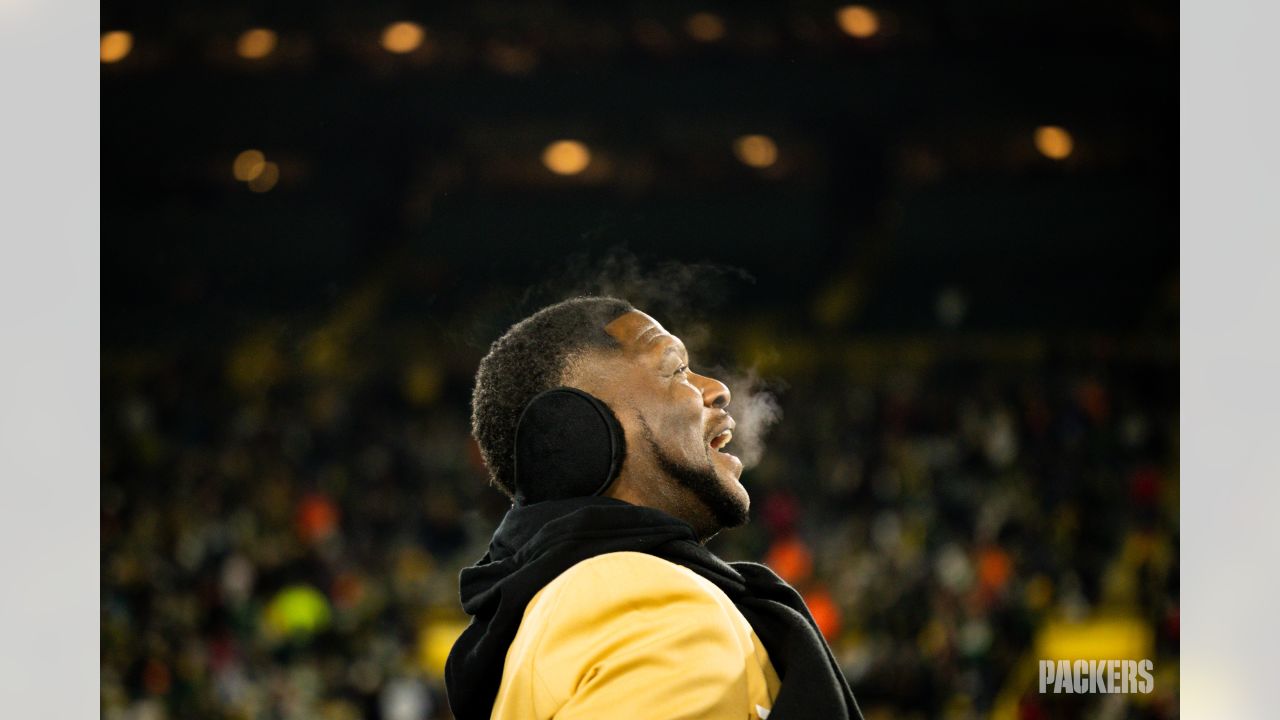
[513,387,626,505]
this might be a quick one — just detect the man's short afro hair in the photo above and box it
[471,296,635,498]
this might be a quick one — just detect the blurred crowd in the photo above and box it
[102,322,1178,720]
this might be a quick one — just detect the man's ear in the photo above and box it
[512,387,627,504]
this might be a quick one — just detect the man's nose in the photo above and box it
[692,373,731,410]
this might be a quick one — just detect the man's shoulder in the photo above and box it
[500,555,777,719]
[515,550,750,672]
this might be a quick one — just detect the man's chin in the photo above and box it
[704,455,750,530]
[711,450,748,499]
[650,437,749,534]
[711,447,745,480]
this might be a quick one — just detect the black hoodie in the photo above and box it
[444,496,863,719]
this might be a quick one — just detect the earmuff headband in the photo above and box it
[512,387,627,505]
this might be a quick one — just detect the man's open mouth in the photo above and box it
[709,428,733,452]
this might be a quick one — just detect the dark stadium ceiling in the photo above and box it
[102,1,1176,345]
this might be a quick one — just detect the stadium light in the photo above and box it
[248,162,280,193]
[836,6,880,39]
[733,135,779,169]
[1034,126,1074,160]
[232,150,267,182]
[542,140,591,176]
[236,28,278,60]
[382,21,425,54]
[685,13,726,43]
[101,31,133,63]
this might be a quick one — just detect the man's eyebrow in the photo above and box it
[661,341,689,361]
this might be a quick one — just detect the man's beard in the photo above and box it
[640,418,749,534]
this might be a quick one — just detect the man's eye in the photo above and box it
[673,364,689,376]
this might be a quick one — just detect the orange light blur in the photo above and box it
[685,12,726,43]
[381,21,425,54]
[836,6,880,39]
[733,135,779,169]
[248,161,280,192]
[233,150,267,182]
[236,28,278,60]
[101,31,133,63]
[1034,125,1074,160]
[541,140,591,176]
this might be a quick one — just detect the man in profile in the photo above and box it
[445,296,861,719]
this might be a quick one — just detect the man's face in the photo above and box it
[575,310,748,535]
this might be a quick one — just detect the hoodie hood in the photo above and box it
[457,496,708,617]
